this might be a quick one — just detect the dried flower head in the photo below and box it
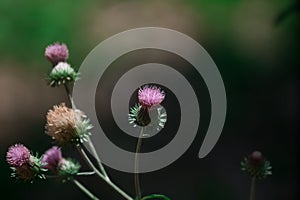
[45,103,92,145]
[49,62,79,87]
[45,43,69,66]
[138,85,165,108]
[241,150,272,179]
[6,144,31,167]
[42,146,63,172]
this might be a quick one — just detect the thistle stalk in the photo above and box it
[73,178,100,200]
[249,177,256,200]
[134,128,144,200]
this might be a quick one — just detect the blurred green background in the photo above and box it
[0,0,299,199]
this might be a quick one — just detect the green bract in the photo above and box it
[10,155,47,182]
[129,104,167,131]
[49,62,79,87]
[58,158,81,176]
[74,118,93,144]
[140,194,171,200]
[241,157,272,179]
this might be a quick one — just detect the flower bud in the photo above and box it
[248,151,264,167]
[58,158,80,176]
[241,150,272,179]
[42,146,63,173]
[49,62,79,87]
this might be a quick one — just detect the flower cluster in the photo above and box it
[6,43,88,182]
[9,40,280,200]
[6,42,174,200]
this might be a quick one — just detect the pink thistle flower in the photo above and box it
[45,42,69,66]
[138,85,165,108]
[6,144,31,167]
[42,146,63,172]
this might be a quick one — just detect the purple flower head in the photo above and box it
[6,144,31,167]
[45,43,69,66]
[138,85,165,108]
[42,146,63,171]
[248,151,265,167]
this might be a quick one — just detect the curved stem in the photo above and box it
[73,178,99,200]
[87,136,110,180]
[141,194,171,200]
[63,83,109,179]
[63,82,132,200]
[134,128,144,200]
[76,145,134,200]
[249,177,256,200]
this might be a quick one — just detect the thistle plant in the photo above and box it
[128,85,168,200]
[5,42,170,200]
[5,41,275,200]
[241,151,272,200]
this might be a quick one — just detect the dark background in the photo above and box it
[0,0,299,199]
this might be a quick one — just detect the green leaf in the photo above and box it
[141,194,171,200]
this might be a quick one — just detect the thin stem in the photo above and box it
[46,172,95,179]
[87,136,110,180]
[77,171,96,176]
[76,145,134,200]
[134,128,144,200]
[64,83,76,109]
[45,175,60,179]
[63,83,109,179]
[249,177,256,200]
[73,179,99,200]
[63,80,132,200]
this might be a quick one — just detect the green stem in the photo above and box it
[64,84,76,109]
[77,171,96,176]
[63,81,132,200]
[76,145,134,200]
[249,177,256,200]
[134,128,144,200]
[45,172,94,179]
[87,136,110,180]
[73,179,99,200]
[45,175,60,179]
[141,194,171,200]
[64,83,109,180]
